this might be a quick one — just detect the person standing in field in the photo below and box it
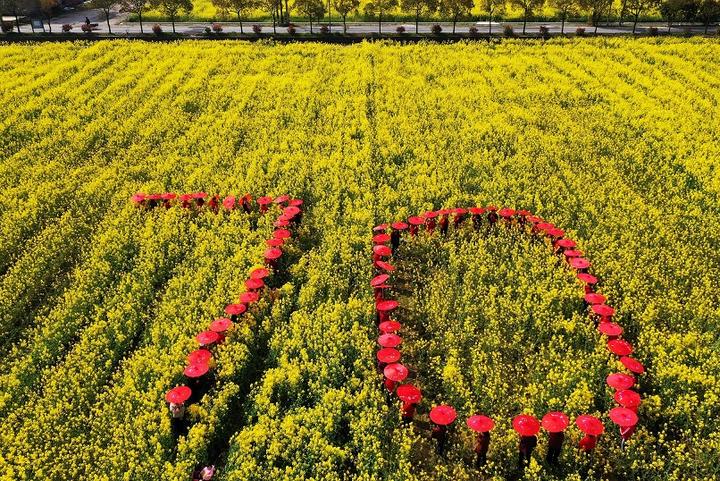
[474,430,490,468]
[518,434,537,470]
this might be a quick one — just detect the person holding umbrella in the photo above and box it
[376,347,401,373]
[467,415,494,468]
[397,384,422,424]
[575,414,604,455]
[166,385,192,438]
[383,363,408,395]
[610,407,639,450]
[469,207,485,229]
[487,206,499,225]
[513,414,540,471]
[542,412,569,466]
[184,360,212,403]
[429,405,457,457]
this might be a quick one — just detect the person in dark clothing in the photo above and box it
[518,435,537,470]
[546,431,564,465]
[439,215,449,235]
[487,210,498,225]
[474,431,490,468]
[85,16,91,25]
[169,402,189,437]
[431,424,448,456]
[390,229,401,251]
[401,400,416,424]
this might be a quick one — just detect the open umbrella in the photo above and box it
[542,412,569,432]
[469,207,486,215]
[224,304,247,316]
[188,349,212,365]
[609,407,638,427]
[222,196,236,210]
[378,321,401,333]
[536,222,555,231]
[585,293,607,304]
[371,274,390,287]
[377,348,401,364]
[131,193,146,203]
[266,238,284,248]
[239,291,260,304]
[575,414,604,435]
[378,333,402,348]
[577,273,598,285]
[598,322,624,337]
[430,405,457,425]
[547,228,565,238]
[209,318,233,333]
[620,356,645,374]
[184,362,209,378]
[284,206,301,217]
[564,249,584,258]
[264,248,282,260]
[373,224,388,232]
[608,339,634,356]
[375,260,395,272]
[569,258,591,269]
[250,268,270,280]
[615,389,642,408]
[165,385,192,404]
[512,414,541,436]
[397,384,422,404]
[196,331,220,346]
[499,208,515,218]
[556,239,577,248]
[592,304,616,317]
[408,216,424,226]
[376,300,399,312]
[373,245,392,257]
[273,194,290,204]
[607,373,635,390]
[245,278,265,291]
[373,233,391,244]
[384,363,409,382]
[467,415,495,432]
[274,229,292,240]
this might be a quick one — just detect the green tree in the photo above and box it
[39,0,58,32]
[150,0,192,31]
[259,0,281,31]
[626,0,658,32]
[697,0,720,33]
[90,0,118,32]
[549,0,576,32]
[400,0,437,33]
[295,0,325,31]
[659,0,698,31]
[510,0,544,33]
[439,0,473,32]
[364,0,398,33]
[481,0,504,34]
[334,0,358,32]
[119,0,148,32]
[579,0,612,31]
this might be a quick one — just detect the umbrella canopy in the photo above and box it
[264,248,282,260]
[373,245,392,257]
[274,229,292,239]
[569,258,591,269]
[245,278,265,291]
[373,224,388,232]
[620,356,645,374]
[577,273,598,284]
[378,321,401,333]
[376,348,401,363]
[209,318,233,333]
[196,330,220,345]
[607,373,635,390]
[608,339,633,356]
[273,194,290,204]
[239,291,260,304]
[376,300,399,312]
[467,415,495,432]
[184,362,209,378]
[585,293,607,304]
[188,349,212,365]
[392,222,409,230]
[615,389,642,408]
[373,233,391,244]
[512,415,541,436]
[564,249,584,258]
[165,385,192,404]
[598,322,624,337]
[499,208,515,218]
[397,384,422,404]
[378,333,402,348]
[257,196,273,205]
[576,414,604,435]
[266,238,284,247]
[288,199,303,207]
[542,412,570,432]
[375,260,395,272]
[384,363,409,382]
[408,216,424,226]
[371,274,390,287]
[556,239,577,248]
[547,228,565,238]
[592,304,616,317]
[468,207,486,215]
[250,268,270,280]
[536,222,555,231]
[430,405,457,426]
[192,192,208,199]
[160,193,176,201]
[224,303,247,316]
[222,196,236,209]
[284,206,301,217]
[609,407,639,427]
[131,193,146,203]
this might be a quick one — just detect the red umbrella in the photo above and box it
[397,384,422,404]
[147,193,163,201]
[585,293,607,304]
[192,192,208,199]
[564,249,584,258]
[608,339,633,356]
[577,273,598,284]
[556,239,577,248]
[467,415,495,432]
[517,209,531,216]
[257,196,272,205]
[392,222,409,230]
[376,300,399,312]
[542,412,569,432]
[424,211,438,219]
[609,407,638,427]
[184,362,209,378]
[373,233,391,244]
[284,206,301,217]
[499,208,515,218]
[536,222,555,231]
[266,238,284,247]
[209,317,233,333]
[165,385,192,404]
[430,405,457,425]
[487,205,498,211]
[274,229,292,240]
[607,373,635,390]
[408,216,424,226]
[373,245,392,257]
[222,196,236,210]
[196,330,220,345]
[547,228,565,238]
[371,274,390,287]
[239,291,260,304]
[131,193,146,203]
[162,193,177,200]
[384,363,409,382]
[379,321,401,333]
[179,193,194,202]
[245,278,265,291]
[289,199,303,207]
[378,333,402,348]
[569,258,591,269]
[592,304,616,317]
[188,349,212,365]
[264,248,282,260]
[273,195,290,204]
[598,322,623,337]
[250,268,270,280]
[620,356,645,374]
[373,224,388,232]
[512,415,541,436]
[225,303,247,316]
[377,348,401,363]
[575,415,604,435]
[526,215,543,224]
[468,207,486,215]
[274,219,290,227]
[375,261,395,272]
[615,389,642,408]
